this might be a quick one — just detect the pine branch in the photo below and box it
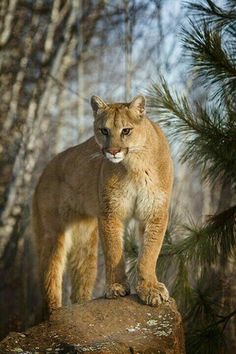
[186,325,225,354]
[157,206,236,271]
[186,0,236,32]
[185,271,224,324]
[182,23,236,101]
[226,0,236,10]
[173,206,236,266]
[147,80,236,184]
[185,274,235,353]
[171,255,194,312]
[186,308,236,354]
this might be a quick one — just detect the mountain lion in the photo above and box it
[32,95,173,315]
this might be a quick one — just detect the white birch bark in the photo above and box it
[0,0,18,47]
[0,4,77,251]
[124,0,132,101]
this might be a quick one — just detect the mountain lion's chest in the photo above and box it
[105,170,166,221]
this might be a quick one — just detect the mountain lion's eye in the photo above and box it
[122,128,132,135]
[100,128,109,135]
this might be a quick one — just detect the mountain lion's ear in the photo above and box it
[129,95,145,115]
[91,95,107,115]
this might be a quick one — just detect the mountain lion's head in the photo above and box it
[91,95,147,164]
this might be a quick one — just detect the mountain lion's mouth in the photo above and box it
[105,151,124,164]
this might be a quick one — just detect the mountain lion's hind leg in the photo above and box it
[39,231,68,315]
[69,219,98,303]
[136,212,169,306]
[99,215,130,298]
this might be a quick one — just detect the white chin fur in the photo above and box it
[105,152,124,164]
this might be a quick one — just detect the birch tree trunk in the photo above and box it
[124,0,132,101]
[77,0,85,140]
[0,0,78,338]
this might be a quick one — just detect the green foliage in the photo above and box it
[164,206,236,267]
[146,0,236,352]
[182,22,236,101]
[186,325,226,354]
[148,80,236,186]
[185,0,236,31]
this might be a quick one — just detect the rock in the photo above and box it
[0,295,185,353]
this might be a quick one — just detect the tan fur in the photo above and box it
[32,95,173,314]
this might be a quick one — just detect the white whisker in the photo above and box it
[89,152,103,160]
[129,146,146,153]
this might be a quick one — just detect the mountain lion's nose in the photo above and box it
[105,147,121,156]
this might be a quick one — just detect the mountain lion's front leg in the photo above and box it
[136,212,169,306]
[99,214,130,298]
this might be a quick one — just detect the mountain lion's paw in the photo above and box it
[105,282,130,298]
[136,281,169,306]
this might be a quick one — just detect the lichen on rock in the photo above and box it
[0,295,185,354]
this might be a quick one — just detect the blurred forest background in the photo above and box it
[0,0,235,353]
